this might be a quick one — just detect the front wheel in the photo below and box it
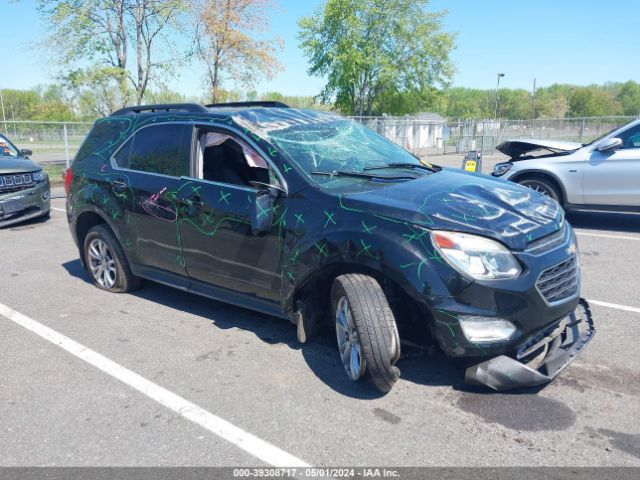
[518,177,561,204]
[331,274,401,393]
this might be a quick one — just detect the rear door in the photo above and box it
[583,124,640,206]
[110,122,194,277]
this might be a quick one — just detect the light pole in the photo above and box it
[495,73,505,119]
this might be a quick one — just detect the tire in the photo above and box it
[83,224,141,293]
[517,177,561,204]
[331,274,401,393]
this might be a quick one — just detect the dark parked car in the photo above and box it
[65,102,594,392]
[0,133,50,227]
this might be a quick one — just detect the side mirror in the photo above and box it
[596,137,622,152]
[251,189,276,235]
[21,148,33,157]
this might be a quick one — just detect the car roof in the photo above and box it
[108,103,342,134]
[110,101,290,117]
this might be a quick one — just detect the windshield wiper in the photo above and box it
[310,170,416,180]
[363,162,441,172]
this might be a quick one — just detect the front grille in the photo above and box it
[526,223,568,255]
[537,255,579,303]
[0,173,35,194]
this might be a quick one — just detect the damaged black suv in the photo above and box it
[65,102,594,392]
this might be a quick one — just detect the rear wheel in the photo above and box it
[331,274,401,393]
[517,177,561,203]
[83,225,141,293]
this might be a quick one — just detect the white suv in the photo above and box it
[493,118,640,212]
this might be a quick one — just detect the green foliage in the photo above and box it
[442,88,492,119]
[36,0,187,106]
[298,0,455,116]
[568,86,622,117]
[616,81,640,116]
[259,92,328,110]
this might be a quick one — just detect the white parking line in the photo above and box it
[0,302,310,468]
[51,207,66,213]
[576,231,640,241]
[587,299,640,314]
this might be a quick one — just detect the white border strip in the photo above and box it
[0,302,310,468]
[51,207,66,212]
[576,231,640,241]
[587,299,640,314]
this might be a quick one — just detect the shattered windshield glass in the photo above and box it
[233,109,425,190]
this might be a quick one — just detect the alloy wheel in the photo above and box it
[88,238,117,289]
[523,182,550,197]
[335,296,366,381]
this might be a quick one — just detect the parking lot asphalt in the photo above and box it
[1,195,639,467]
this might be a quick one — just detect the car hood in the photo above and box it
[343,169,563,250]
[496,138,582,159]
[0,156,41,173]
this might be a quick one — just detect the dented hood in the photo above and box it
[497,138,582,159]
[344,169,563,251]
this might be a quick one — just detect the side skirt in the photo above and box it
[132,264,288,320]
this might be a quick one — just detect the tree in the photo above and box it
[535,84,570,118]
[616,81,640,116]
[568,86,621,117]
[260,91,328,110]
[192,0,283,103]
[298,0,455,116]
[443,88,492,119]
[37,0,186,107]
[498,89,532,119]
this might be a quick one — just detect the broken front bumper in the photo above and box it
[465,299,594,391]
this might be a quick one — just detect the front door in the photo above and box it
[583,124,640,206]
[178,128,284,303]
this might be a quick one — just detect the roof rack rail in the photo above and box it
[206,101,290,109]
[110,103,209,116]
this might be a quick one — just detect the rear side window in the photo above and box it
[114,124,193,177]
[76,119,130,162]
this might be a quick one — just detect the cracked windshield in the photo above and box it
[262,116,435,190]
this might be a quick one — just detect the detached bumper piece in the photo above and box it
[465,299,594,391]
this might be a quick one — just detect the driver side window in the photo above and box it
[617,124,640,149]
[196,130,281,189]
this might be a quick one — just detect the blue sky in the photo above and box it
[1,0,639,97]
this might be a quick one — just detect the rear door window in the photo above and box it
[114,123,193,177]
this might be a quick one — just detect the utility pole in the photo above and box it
[495,73,505,119]
[0,86,7,133]
[532,78,537,118]
[532,78,537,138]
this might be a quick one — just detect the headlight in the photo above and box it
[492,162,512,176]
[459,316,516,342]
[431,230,522,280]
[32,169,47,182]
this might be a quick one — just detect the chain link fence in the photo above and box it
[2,116,637,175]
[349,115,638,157]
[1,120,93,180]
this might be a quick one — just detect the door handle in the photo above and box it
[110,179,128,192]
[178,195,204,207]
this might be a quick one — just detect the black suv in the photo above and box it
[66,102,594,392]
